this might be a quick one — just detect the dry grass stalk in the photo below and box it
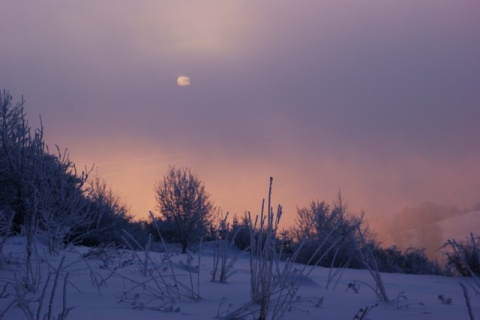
[352,225,390,303]
[229,177,337,320]
[445,233,480,295]
[211,213,249,283]
[460,282,476,320]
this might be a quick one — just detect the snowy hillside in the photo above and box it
[1,236,478,320]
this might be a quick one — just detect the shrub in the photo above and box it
[71,177,136,247]
[373,246,443,275]
[443,234,480,277]
[231,214,251,251]
[290,193,364,268]
[1,91,119,256]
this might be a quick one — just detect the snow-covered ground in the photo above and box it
[1,236,478,320]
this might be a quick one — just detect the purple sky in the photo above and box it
[1,1,479,230]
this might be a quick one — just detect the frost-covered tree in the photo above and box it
[35,148,96,254]
[1,90,40,274]
[0,90,102,256]
[154,166,213,253]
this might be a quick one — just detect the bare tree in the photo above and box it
[154,166,213,253]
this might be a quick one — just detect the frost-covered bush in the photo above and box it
[444,234,480,277]
[70,177,140,247]
[373,246,443,275]
[290,194,364,268]
[289,191,444,275]
[0,91,108,255]
[230,214,251,251]
[401,248,443,274]
[372,245,404,273]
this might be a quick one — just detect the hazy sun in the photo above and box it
[177,75,191,86]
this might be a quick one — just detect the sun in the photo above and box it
[177,75,191,86]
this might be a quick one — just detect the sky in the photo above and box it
[1,1,480,233]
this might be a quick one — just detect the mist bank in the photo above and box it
[370,202,480,259]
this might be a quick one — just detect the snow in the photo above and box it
[1,236,478,320]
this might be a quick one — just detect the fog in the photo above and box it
[1,1,479,242]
